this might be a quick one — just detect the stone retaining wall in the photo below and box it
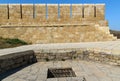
[0,49,120,74]
[0,25,116,44]
[35,49,120,65]
[0,50,37,74]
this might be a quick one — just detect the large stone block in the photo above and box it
[72,4,82,21]
[22,4,33,19]
[35,4,46,22]
[8,4,22,25]
[84,4,94,20]
[95,4,105,20]
[21,4,34,25]
[60,4,70,22]
[0,4,7,19]
[9,4,21,19]
[0,4,8,25]
[47,4,58,22]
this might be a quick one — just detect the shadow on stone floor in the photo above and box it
[0,63,33,80]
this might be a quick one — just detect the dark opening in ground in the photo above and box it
[47,67,76,78]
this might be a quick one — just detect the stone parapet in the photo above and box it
[0,4,105,26]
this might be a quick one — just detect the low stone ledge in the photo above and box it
[34,49,120,65]
[0,48,120,74]
[0,50,37,74]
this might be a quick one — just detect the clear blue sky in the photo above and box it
[0,0,120,30]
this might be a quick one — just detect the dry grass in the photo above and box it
[110,30,120,39]
[0,37,28,49]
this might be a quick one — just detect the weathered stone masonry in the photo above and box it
[0,50,37,74]
[0,4,117,43]
[0,49,120,74]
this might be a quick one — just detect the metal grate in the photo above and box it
[47,68,76,78]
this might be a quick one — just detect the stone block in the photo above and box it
[72,4,82,21]
[0,4,7,19]
[47,4,58,22]
[60,4,70,22]
[0,4,8,24]
[95,4,105,20]
[22,4,33,19]
[84,4,94,20]
[9,4,21,19]
[35,4,46,22]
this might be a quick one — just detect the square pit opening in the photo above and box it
[47,67,76,78]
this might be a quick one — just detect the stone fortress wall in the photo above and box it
[0,4,117,43]
[0,4,105,25]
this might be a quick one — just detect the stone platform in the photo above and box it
[0,40,120,81]
[1,60,120,81]
[0,40,120,56]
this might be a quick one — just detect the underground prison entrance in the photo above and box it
[47,67,76,78]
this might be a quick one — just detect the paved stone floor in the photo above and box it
[0,40,120,56]
[1,61,120,81]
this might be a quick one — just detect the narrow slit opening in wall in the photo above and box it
[70,4,72,18]
[33,4,36,19]
[58,4,60,18]
[46,4,48,19]
[7,4,9,19]
[20,4,22,19]
[94,5,96,17]
[82,5,84,18]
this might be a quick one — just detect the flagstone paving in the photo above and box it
[1,60,120,81]
[0,40,120,56]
